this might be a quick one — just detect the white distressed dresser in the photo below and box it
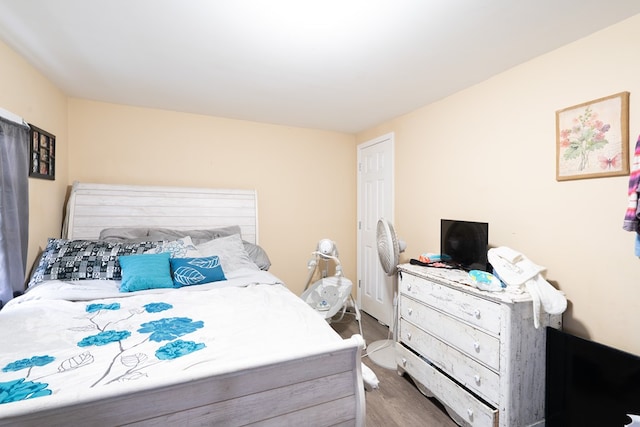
[395,264,562,427]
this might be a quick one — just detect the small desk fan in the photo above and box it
[367,218,406,370]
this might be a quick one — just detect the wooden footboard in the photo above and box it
[0,335,365,427]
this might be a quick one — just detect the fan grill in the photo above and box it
[377,218,399,276]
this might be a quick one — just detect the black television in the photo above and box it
[546,327,640,427]
[440,219,489,271]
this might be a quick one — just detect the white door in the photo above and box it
[357,133,394,326]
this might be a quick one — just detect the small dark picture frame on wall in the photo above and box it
[28,124,55,180]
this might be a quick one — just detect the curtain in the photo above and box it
[0,115,29,308]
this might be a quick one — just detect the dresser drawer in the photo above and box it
[397,345,499,427]
[400,271,502,335]
[400,296,501,371]
[399,319,500,404]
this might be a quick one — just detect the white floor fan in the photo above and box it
[367,218,406,370]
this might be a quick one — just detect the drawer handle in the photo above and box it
[407,284,412,291]
[473,342,480,352]
[402,358,407,367]
[407,332,412,340]
[467,409,474,420]
[474,309,481,318]
[408,308,413,316]
[474,374,481,384]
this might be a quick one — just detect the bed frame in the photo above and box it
[0,338,365,426]
[4,182,365,426]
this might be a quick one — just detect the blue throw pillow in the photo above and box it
[119,252,174,292]
[170,256,226,287]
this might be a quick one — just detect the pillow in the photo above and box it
[25,248,44,288]
[119,252,174,292]
[129,226,270,269]
[29,238,163,286]
[144,236,198,258]
[99,227,150,242]
[195,234,259,273]
[147,225,242,245]
[170,256,226,287]
[243,241,271,271]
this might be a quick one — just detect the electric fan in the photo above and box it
[367,218,406,369]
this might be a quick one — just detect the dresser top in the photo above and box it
[398,263,533,304]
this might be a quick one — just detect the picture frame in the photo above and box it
[556,92,629,181]
[28,124,55,180]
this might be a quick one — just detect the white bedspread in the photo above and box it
[0,270,344,419]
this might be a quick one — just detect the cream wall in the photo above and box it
[358,15,640,355]
[67,99,357,294]
[0,39,68,278]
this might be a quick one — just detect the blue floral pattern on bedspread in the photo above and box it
[138,317,204,342]
[0,379,52,403]
[2,355,55,374]
[0,300,206,405]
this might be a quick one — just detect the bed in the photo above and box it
[0,182,365,426]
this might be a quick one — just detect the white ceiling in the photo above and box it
[0,1,639,133]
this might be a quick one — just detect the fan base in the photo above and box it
[366,339,396,370]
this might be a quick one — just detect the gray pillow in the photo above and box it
[243,241,271,271]
[99,227,150,242]
[147,225,242,244]
[98,225,271,270]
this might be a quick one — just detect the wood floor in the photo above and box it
[331,311,459,427]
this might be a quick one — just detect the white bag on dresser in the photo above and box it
[488,246,567,328]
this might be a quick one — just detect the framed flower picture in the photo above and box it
[556,92,630,181]
[28,124,55,180]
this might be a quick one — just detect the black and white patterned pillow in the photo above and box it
[29,239,163,286]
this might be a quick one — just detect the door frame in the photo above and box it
[356,132,395,324]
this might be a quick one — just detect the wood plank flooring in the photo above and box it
[331,311,458,427]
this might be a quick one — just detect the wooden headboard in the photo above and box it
[62,182,258,244]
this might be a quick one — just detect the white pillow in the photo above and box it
[195,234,259,273]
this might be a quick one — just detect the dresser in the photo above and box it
[395,264,562,427]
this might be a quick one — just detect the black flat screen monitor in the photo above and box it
[546,327,640,426]
[440,219,489,271]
